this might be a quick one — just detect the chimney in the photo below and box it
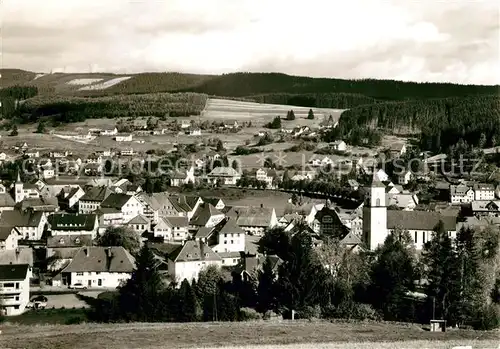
[15,248,20,261]
[105,247,111,258]
[260,203,264,208]
[84,248,89,257]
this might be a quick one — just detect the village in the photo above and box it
[1,107,499,318]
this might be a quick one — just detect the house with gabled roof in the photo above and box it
[0,209,47,240]
[79,186,113,214]
[100,193,144,223]
[153,216,189,242]
[57,186,85,211]
[450,183,474,204]
[170,166,195,187]
[167,240,222,285]
[190,203,225,228]
[234,205,278,236]
[0,264,31,316]
[46,234,93,264]
[312,206,349,239]
[61,246,135,288]
[0,227,21,251]
[207,167,241,186]
[208,218,246,266]
[200,197,225,211]
[125,214,151,234]
[48,213,99,239]
[0,184,16,212]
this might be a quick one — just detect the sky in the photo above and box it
[1,0,499,85]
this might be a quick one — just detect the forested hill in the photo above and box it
[1,69,497,101]
[333,95,500,152]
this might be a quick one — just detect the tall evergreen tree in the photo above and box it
[422,221,461,325]
[369,229,417,321]
[256,256,277,313]
[307,109,315,120]
[176,279,202,322]
[117,245,165,321]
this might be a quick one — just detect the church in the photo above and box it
[362,173,457,250]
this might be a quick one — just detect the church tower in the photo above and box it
[14,171,24,203]
[362,171,388,250]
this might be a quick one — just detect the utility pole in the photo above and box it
[432,296,435,319]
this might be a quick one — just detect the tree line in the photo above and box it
[87,222,500,330]
[9,93,208,123]
[334,95,500,152]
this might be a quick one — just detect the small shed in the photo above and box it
[430,319,446,332]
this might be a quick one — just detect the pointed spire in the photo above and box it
[16,170,21,184]
[371,170,385,188]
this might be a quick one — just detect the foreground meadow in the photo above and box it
[1,321,498,349]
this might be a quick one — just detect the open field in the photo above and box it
[202,98,344,126]
[1,321,498,349]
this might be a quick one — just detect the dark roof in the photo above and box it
[0,227,18,241]
[0,193,16,207]
[201,197,223,207]
[190,203,224,226]
[235,206,275,227]
[0,264,29,281]
[47,234,93,248]
[62,246,135,273]
[0,209,44,227]
[169,240,221,263]
[127,214,150,225]
[194,227,214,239]
[387,211,456,231]
[218,217,245,235]
[81,186,113,202]
[100,193,133,209]
[164,216,189,228]
[49,213,97,231]
[18,197,59,211]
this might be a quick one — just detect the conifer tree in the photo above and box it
[307,109,315,120]
[177,279,202,322]
[256,256,277,313]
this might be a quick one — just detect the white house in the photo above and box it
[101,127,118,136]
[255,168,276,189]
[0,227,21,251]
[168,240,222,285]
[171,166,196,187]
[0,264,31,316]
[450,184,475,204]
[330,140,347,152]
[0,209,47,240]
[235,206,278,236]
[473,183,495,201]
[48,213,99,239]
[188,128,201,136]
[99,193,144,223]
[61,246,135,288]
[190,203,225,228]
[207,167,241,186]
[210,218,246,266]
[115,134,133,142]
[398,169,413,185]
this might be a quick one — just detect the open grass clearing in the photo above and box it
[1,320,498,349]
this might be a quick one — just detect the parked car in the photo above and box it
[28,295,48,309]
[69,283,87,290]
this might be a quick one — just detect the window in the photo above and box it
[376,198,381,206]
[322,216,333,223]
[414,231,418,243]
[15,282,19,289]
[76,272,84,276]
[3,283,14,288]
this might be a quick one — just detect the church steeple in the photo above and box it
[16,170,21,184]
[14,170,24,203]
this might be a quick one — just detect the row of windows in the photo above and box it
[1,282,20,289]
[76,272,101,276]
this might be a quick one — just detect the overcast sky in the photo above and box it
[1,0,499,84]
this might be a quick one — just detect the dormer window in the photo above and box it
[59,238,64,244]
[75,238,80,244]
[204,253,209,257]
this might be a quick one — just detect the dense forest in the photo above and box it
[247,92,378,109]
[333,95,500,152]
[1,92,207,123]
[180,72,498,100]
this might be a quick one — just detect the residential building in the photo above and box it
[101,127,118,136]
[209,218,246,266]
[0,209,47,240]
[311,206,349,238]
[207,167,241,186]
[168,240,222,284]
[0,227,21,251]
[255,168,278,189]
[79,186,113,214]
[398,169,412,185]
[190,203,225,228]
[46,234,93,262]
[48,213,99,239]
[57,186,85,211]
[471,200,500,217]
[170,166,195,187]
[125,214,151,233]
[473,183,495,201]
[61,246,135,288]
[330,140,347,152]
[0,264,30,316]
[100,193,144,223]
[234,206,278,236]
[153,216,189,242]
[115,134,133,142]
[450,184,475,204]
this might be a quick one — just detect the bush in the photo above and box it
[295,305,321,320]
[262,310,282,320]
[322,302,381,321]
[471,304,500,330]
[239,307,262,321]
[65,316,85,325]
